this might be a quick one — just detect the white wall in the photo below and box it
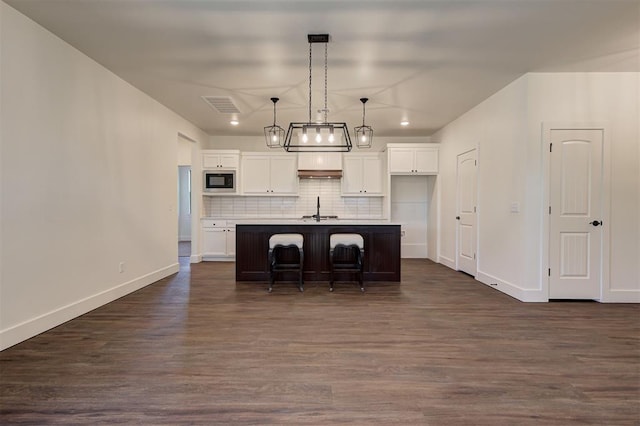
[203,179,383,220]
[527,73,639,301]
[0,3,207,349]
[207,135,430,152]
[433,72,639,302]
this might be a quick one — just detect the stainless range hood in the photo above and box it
[297,169,342,179]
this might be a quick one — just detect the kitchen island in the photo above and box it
[235,222,401,282]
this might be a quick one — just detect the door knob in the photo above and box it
[456,216,460,220]
[590,220,602,226]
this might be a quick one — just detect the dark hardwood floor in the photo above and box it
[1,259,639,425]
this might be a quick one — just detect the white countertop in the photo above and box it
[201,217,398,226]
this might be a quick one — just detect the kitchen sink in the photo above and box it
[300,215,338,221]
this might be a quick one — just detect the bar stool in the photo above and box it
[329,233,365,292]
[268,233,304,293]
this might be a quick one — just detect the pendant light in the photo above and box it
[264,97,285,148]
[282,34,352,152]
[354,97,373,148]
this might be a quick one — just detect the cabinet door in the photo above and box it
[362,156,383,194]
[269,156,298,195]
[342,156,364,194]
[388,149,415,173]
[226,228,236,256]
[414,148,438,173]
[242,156,271,194]
[219,154,239,169]
[202,154,220,169]
[203,228,227,256]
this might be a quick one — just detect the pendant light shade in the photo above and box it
[282,34,352,152]
[264,97,285,148]
[354,97,373,148]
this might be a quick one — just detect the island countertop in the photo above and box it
[235,223,401,282]
[203,217,398,226]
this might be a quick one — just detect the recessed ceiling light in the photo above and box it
[230,120,239,126]
[400,120,410,126]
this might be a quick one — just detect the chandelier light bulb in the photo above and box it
[315,128,322,143]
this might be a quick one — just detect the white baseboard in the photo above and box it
[476,270,546,302]
[438,255,456,270]
[0,263,179,351]
[602,289,640,303]
[190,254,202,263]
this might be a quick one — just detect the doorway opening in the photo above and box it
[178,165,192,258]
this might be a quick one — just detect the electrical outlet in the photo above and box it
[119,262,125,273]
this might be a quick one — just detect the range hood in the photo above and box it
[298,169,342,179]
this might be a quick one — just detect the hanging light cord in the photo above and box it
[324,42,328,124]
[272,100,277,126]
[362,101,366,126]
[308,42,312,123]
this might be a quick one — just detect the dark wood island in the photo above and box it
[235,223,401,282]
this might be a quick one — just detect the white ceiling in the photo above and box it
[5,0,639,137]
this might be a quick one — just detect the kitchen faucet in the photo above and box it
[313,196,320,222]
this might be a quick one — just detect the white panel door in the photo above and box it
[549,129,603,299]
[362,156,383,194]
[269,156,298,195]
[414,148,438,173]
[388,149,415,173]
[342,156,364,194]
[202,228,227,256]
[242,156,270,194]
[456,149,477,276]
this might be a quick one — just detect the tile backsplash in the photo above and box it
[203,179,383,219]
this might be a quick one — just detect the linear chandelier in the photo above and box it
[282,34,352,152]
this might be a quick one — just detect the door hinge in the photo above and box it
[473,253,476,259]
[549,206,551,214]
[550,143,553,152]
[548,268,551,276]
[474,206,477,213]
[475,160,477,166]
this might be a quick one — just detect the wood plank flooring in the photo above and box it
[1,259,639,425]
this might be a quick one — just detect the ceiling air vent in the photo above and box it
[202,96,242,114]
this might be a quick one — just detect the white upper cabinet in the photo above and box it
[241,153,298,196]
[342,153,383,196]
[387,144,438,174]
[202,150,240,169]
[297,152,342,170]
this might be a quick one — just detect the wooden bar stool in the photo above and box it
[329,233,365,292]
[268,233,304,293]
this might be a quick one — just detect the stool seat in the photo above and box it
[269,233,304,249]
[330,233,363,249]
[268,233,304,293]
[329,233,365,292]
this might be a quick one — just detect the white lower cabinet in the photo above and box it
[342,154,383,196]
[202,219,235,260]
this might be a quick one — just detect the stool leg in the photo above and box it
[329,248,335,292]
[268,248,274,293]
[359,248,365,292]
[298,248,304,292]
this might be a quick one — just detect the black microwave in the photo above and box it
[204,171,236,192]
